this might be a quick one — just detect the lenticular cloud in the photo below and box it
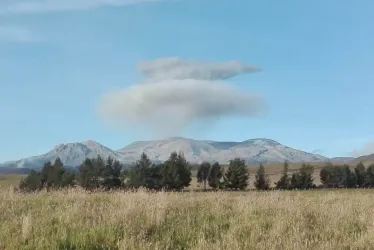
[138,57,262,81]
[98,57,265,134]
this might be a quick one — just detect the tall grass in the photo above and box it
[1,188,374,250]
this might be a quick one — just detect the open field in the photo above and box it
[0,174,25,190]
[1,188,374,250]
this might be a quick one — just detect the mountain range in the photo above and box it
[0,137,369,171]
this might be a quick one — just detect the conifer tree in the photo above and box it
[254,163,270,190]
[197,162,211,190]
[365,164,374,187]
[102,157,123,189]
[208,162,223,189]
[161,151,191,191]
[355,162,367,187]
[127,152,153,189]
[275,161,291,189]
[224,158,249,190]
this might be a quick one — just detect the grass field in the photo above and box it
[1,188,374,250]
[0,174,25,190]
[1,164,373,249]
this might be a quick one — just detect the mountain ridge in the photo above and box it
[1,137,330,169]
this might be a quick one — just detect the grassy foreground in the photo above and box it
[1,189,374,250]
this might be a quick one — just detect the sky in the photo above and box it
[1,0,374,162]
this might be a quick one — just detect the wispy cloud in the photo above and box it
[0,0,161,15]
[0,26,39,43]
[351,142,374,157]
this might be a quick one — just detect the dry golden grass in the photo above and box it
[0,174,25,190]
[1,188,374,250]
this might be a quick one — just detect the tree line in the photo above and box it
[19,152,374,192]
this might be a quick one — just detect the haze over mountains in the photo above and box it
[0,137,333,170]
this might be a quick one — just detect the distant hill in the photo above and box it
[117,137,328,165]
[0,167,31,175]
[1,140,126,170]
[329,157,356,163]
[0,137,333,170]
[355,153,374,163]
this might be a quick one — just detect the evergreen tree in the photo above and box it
[147,164,163,190]
[161,151,192,191]
[290,164,315,189]
[92,155,105,188]
[355,162,366,187]
[275,161,291,189]
[61,171,75,188]
[254,163,270,190]
[298,163,315,189]
[20,158,74,192]
[40,161,53,189]
[78,158,96,189]
[19,170,42,192]
[127,152,153,189]
[290,172,301,189]
[342,165,357,188]
[208,162,223,189]
[197,162,210,190]
[320,164,336,188]
[365,164,374,187]
[51,157,65,188]
[102,157,123,190]
[224,158,249,190]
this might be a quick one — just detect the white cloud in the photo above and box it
[98,58,265,135]
[139,57,262,81]
[0,0,161,14]
[0,26,38,43]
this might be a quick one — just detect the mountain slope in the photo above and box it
[1,141,125,169]
[329,157,356,163]
[117,137,328,165]
[1,137,330,169]
[355,153,374,163]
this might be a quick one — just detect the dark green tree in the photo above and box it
[290,164,315,189]
[126,152,153,189]
[298,163,315,189]
[50,157,65,188]
[61,171,75,188]
[275,161,291,190]
[40,161,54,189]
[208,162,223,189]
[223,158,249,190]
[342,165,357,188]
[102,157,123,190]
[19,157,74,192]
[92,155,105,188]
[197,162,211,190]
[78,158,96,189]
[254,163,270,190]
[365,164,374,187]
[161,151,192,191]
[19,170,42,192]
[355,162,367,188]
[147,164,163,190]
[320,164,336,188]
[290,172,301,189]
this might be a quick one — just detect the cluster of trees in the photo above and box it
[19,158,75,192]
[320,162,374,188]
[19,152,192,192]
[19,152,374,192]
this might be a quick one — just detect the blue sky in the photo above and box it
[1,0,374,162]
